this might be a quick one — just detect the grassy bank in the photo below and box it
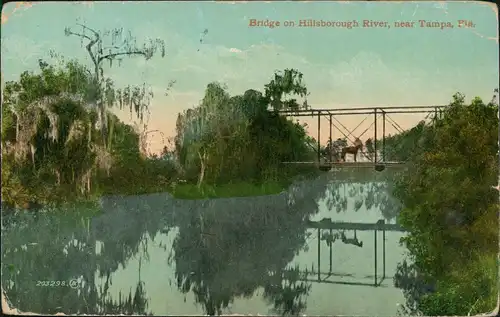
[2,179,298,214]
[2,173,321,214]
[171,181,288,199]
[169,166,322,199]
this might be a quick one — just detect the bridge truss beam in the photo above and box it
[278,105,447,166]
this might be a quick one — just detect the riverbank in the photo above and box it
[3,165,404,214]
[1,176,312,214]
[171,181,288,199]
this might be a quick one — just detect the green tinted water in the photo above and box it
[2,169,408,315]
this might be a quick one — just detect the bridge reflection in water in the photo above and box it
[285,218,405,288]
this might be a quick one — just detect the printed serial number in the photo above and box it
[36,279,79,288]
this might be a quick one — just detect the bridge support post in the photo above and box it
[329,228,333,273]
[317,228,321,281]
[317,112,321,164]
[382,111,386,162]
[383,221,386,281]
[374,228,378,287]
[329,114,333,163]
[374,108,378,163]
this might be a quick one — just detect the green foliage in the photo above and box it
[377,121,427,162]
[392,93,498,315]
[365,138,374,160]
[2,60,96,206]
[2,62,319,211]
[263,68,309,111]
[174,69,317,187]
[1,60,178,209]
[419,254,497,316]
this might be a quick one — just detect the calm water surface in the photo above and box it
[2,169,408,315]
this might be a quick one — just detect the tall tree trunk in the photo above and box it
[15,114,20,143]
[30,143,36,171]
[107,115,115,150]
[197,150,206,188]
[99,102,107,148]
[94,64,108,148]
[55,169,61,185]
[87,172,91,193]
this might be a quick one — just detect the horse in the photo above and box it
[341,138,363,162]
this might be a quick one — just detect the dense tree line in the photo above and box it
[1,56,319,209]
[387,93,498,315]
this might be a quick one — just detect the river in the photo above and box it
[2,168,409,315]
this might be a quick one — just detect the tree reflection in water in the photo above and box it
[320,168,403,221]
[170,177,332,315]
[2,170,402,315]
[264,267,311,316]
[2,207,155,315]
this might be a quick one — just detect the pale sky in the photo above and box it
[1,1,498,154]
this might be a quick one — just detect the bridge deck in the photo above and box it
[282,161,406,168]
[307,219,406,232]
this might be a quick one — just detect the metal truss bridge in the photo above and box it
[278,105,447,169]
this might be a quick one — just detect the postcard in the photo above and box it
[1,1,498,316]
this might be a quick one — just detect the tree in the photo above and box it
[1,59,176,207]
[173,69,315,186]
[1,60,104,206]
[264,68,309,111]
[64,23,166,147]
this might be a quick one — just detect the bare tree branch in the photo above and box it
[98,51,147,64]
[64,30,93,41]
[64,23,168,150]
[76,23,100,38]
